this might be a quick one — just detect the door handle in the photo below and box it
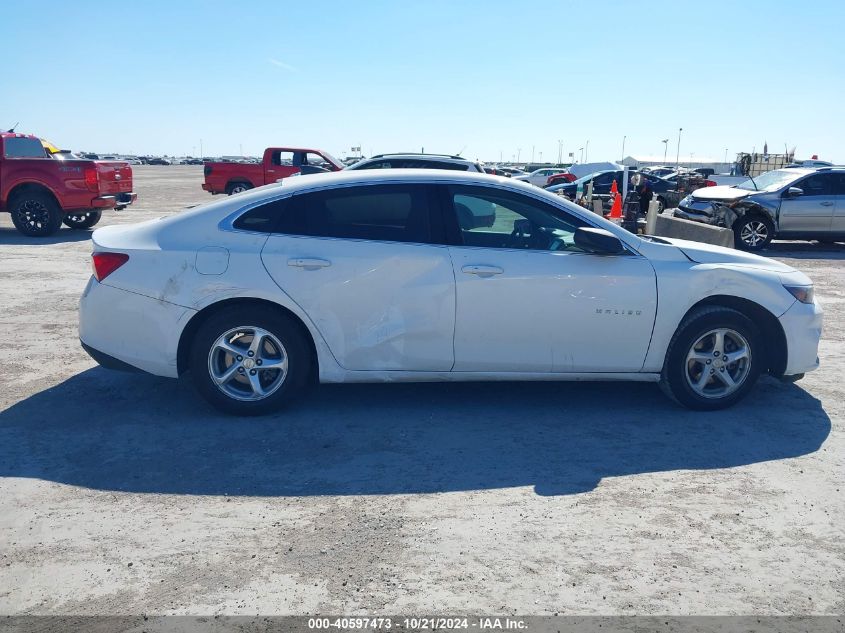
[820,201,834,206]
[462,265,504,277]
[288,258,331,270]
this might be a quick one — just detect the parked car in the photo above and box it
[346,153,485,173]
[146,157,172,165]
[80,170,821,415]
[0,132,135,236]
[548,170,676,212]
[495,166,529,178]
[520,167,563,187]
[545,171,577,187]
[676,167,845,250]
[203,147,344,195]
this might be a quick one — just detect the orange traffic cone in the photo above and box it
[610,179,619,196]
[609,192,623,219]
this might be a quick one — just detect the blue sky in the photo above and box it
[3,0,843,163]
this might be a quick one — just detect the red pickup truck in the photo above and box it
[0,133,136,237]
[202,147,344,195]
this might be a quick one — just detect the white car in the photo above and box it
[517,168,563,187]
[79,170,822,415]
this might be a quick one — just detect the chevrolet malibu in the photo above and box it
[79,170,822,415]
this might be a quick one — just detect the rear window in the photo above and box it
[293,184,431,243]
[232,198,293,233]
[3,137,48,158]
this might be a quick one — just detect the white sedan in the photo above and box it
[79,170,822,415]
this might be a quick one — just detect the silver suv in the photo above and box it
[676,167,845,250]
[346,153,485,173]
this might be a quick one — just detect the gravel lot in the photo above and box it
[0,166,843,615]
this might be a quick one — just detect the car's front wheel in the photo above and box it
[660,306,762,410]
[733,214,774,251]
[189,306,311,415]
[63,210,103,229]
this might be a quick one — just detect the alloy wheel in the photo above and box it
[684,328,752,399]
[207,326,288,401]
[14,200,51,232]
[740,220,768,248]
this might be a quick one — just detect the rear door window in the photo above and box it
[4,137,48,158]
[292,184,432,243]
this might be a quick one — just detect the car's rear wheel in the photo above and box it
[10,192,63,237]
[660,306,762,410]
[733,214,774,251]
[189,306,311,415]
[226,182,252,195]
[63,210,103,229]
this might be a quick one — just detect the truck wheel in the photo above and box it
[226,182,252,195]
[10,192,63,237]
[733,214,774,251]
[63,210,103,230]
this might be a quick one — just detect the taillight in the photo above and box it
[84,168,99,192]
[92,252,129,281]
[705,179,717,187]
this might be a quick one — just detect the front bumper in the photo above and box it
[91,192,137,209]
[674,205,712,223]
[79,277,196,378]
[778,297,823,377]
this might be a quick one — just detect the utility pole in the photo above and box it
[675,128,683,168]
[661,138,668,163]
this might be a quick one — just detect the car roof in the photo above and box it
[362,154,474,163]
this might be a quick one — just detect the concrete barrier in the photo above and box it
[653,214,734,248]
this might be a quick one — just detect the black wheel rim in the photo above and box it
[15,201,51,232]
[65,212,90,224]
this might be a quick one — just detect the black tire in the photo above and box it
[733,214,774,251]
[659,306,763,411]
[62,210,103,229]
[9,191,63,237]
[226,182,252,195]
[189,305,312,415]
[656,196,666,214]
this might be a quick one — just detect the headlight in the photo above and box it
[784,285,814,304]
[680,195,693,206]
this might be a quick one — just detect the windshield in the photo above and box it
[736,169,802,192]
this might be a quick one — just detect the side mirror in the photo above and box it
[785,186,803,198]
[574,227,627,255]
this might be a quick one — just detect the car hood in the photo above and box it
[659,238,796,273]
[691,185,752,202]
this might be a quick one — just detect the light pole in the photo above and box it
[675,128,682,168]
[724,147,729,166]
[539,151,543,163]
[661,139,668,163]
[578,147,584,163]
[585,140,589,162]
[621,135,626,162]
[200,138,203,160]
[531,145,535,164]
[557,139,563,165]
[517,148,521,163]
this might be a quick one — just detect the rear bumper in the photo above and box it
[778,298,823,377]
[91,192,137,208]
[79,277,196,378]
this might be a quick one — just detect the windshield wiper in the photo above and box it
[746,174,758,191]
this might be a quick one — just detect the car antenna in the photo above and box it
[455,145,466,157]
[6,122,19,133]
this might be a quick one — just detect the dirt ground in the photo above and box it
[0,166,843,615]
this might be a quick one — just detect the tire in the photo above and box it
[656,196,666,214]
[9,192,63,237]
[733,214,774,251]
[659,306,762,411]
[189,305,312,415]
[226,182,252,195]
[62,210,103,229]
